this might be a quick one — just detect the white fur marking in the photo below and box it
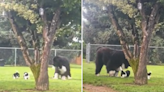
[147,76,150,80]
[96,74,100,76]
[121,64,125,70]
[109,71,115,76]
[24,76,28,80]
[53,73,58,79]
[58,66,67,74]
[119,67,123,71]
[121,74,127,78]
[114,72,119,77]
[68,76,71,79]
[61,76,66,80]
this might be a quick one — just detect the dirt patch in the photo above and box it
[83,84,118,92]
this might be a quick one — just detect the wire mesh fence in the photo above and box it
[86,43,164,65]
[0,47,81,66]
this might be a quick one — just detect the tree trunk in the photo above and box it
[134,35,149,84]
[128,58,139,76]
[35,8,60,90]
[30,64,41,84]
[134,2,160,84]
[35,42,51,90]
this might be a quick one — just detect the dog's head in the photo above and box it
[53,56,61,67]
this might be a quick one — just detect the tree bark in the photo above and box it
[8,13,33,66]
[135,35,148,84]
[134,2,160,85]
[30,64,41,83]
[35,9,61,90]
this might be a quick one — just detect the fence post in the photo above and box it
[86,43,90,63]
[14,48,17,66]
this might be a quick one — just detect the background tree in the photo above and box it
[84,0,164,85]
[53,24,81,49]
[0,0,81,90]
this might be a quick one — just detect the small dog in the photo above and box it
[23,72,29,80]
[13,72,20,79]
[147,71,152,80]
[121,70,130,78]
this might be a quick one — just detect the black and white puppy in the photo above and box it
[23,72,29,80]
[108,64,127,77]
[147,71,152,80]
[121,70,130,78]
[52,55,71,80]
[13,71,20,79]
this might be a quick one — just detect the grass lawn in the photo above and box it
[0,64,82,92]
[83,61,164,92]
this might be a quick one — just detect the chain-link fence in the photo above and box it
[0,47,81,66]
[86,43,164,65]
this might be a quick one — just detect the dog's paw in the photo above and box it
[53,73,59,79]
[61,76,66,80]
[67,76,71,79]
[96,74,99,76]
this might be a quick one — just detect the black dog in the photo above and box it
[52,55,71,80]
[13,72,20,79]
[95,47,130,76]
[121,70,130,78]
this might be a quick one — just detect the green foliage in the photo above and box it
[84,0,164,42]
[53,24,81,49]
[83,61,164,92]
[107,0,137,18]
[83,2,120,44]
[0,0,81,48]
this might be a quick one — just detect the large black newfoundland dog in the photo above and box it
[95,47,130,77]
[52,55,71,80]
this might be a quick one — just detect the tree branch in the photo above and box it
[49,8,61,36]
[30,29,40,64]
[131,24,139,58]
[147,3,160,32]
[8,12,33,66]
[107,5,132,60]
[138,0,148,36]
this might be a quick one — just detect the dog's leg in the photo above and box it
[53,73,59,79]
[109,70,115,77]
[61,75,66,80]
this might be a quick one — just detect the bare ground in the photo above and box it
[83,84,118,92]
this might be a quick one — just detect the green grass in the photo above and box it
[0,64,82,92]
[83,61,164,92]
